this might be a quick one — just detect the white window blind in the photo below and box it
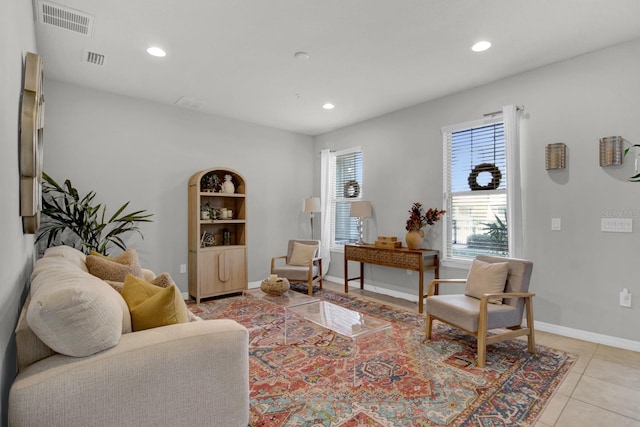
[443,119,509,265]
[330,148,363,247]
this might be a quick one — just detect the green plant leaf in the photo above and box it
[37,173,154,255]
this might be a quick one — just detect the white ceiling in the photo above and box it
[34,0,640,136]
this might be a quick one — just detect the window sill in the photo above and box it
[441,258,472,270]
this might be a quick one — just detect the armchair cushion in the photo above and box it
[272,264,319,282]
[289,242,318,266]
[427,295,520,333]
[464,259,509,304]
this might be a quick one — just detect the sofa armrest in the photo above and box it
[9,319,249,427]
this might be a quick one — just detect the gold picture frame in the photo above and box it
[20,52,45,234]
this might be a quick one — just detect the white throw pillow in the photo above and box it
[289,242,317,266]
[464,259,509,304]
[27,272,126,357]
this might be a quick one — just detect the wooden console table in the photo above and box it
[343,244,439,313]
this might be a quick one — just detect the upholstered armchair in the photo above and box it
[271,240,323,296]
[424,255,535,368]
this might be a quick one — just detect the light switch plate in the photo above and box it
[551,218,561,231]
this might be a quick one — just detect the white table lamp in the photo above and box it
[350,201,372,245]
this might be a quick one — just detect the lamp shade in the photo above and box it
[303,197,321,213]
[350,201,372,218]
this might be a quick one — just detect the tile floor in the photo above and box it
[321,281,640,427]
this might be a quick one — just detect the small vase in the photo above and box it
[222,174,235,193]
[405,230,424,249]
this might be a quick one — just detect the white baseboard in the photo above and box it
[532,321,640,352]
[325,275,640,352]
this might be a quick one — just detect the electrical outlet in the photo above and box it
[180,264,187,274]
[406,270,413,275]
[620,288,632,308]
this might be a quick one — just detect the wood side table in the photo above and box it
[344,244,439,313]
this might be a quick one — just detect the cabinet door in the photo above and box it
[198,248,246,297]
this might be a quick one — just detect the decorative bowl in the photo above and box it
[260,278,290,296]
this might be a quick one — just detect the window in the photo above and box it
[329,147,363,248]
[442,111,520,267]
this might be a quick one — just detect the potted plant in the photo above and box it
[36,172,153,256]
[405,202,445,249]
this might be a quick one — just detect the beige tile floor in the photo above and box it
[322,281,640,427]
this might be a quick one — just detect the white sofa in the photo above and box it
[9,246,249,427]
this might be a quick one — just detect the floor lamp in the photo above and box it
[350,201,372,245]
[303,197,321,239]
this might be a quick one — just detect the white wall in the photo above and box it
[315,38,640,344]
[0,1,38,424]
[43,81,315,288]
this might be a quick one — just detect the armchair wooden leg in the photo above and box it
[477,305,488,368]
[525,297,536,353]
[424,314,433,342]
[307,281,313,296]
[477,339,486,368]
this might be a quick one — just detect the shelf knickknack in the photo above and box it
[200,172,221,193]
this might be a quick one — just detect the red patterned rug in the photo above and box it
[188,286,575,426]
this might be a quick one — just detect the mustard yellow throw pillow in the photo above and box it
[464,259,509,304]
[107,272,175,294]
[86,249,143,282]
[121,274,190,331]
[289,242,317,266]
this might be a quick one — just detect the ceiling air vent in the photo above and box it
[83,50,105,66]
[37,1,95,36]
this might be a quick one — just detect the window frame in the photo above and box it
[329,147,363,252]
[441,115,518,269]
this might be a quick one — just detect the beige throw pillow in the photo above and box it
[464,259,509,304]
[289,242,317,266]
[86,249,143,282]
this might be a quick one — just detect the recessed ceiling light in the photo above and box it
[471,41,491,52]
[322,103,335,110]
[146,46,166,57]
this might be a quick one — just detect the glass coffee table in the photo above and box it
[284,299,391,386]
[243,287,320,308]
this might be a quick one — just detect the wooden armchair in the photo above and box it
[424,255,535,368]
[271,240,323,296]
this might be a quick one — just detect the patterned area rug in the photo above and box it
[188,286,575,426]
